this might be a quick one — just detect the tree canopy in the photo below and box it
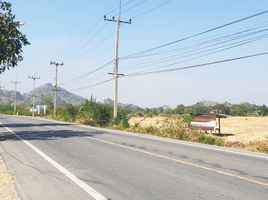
[0,2,30,74]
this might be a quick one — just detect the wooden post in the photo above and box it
[218,117,221,134]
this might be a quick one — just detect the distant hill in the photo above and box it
[0,83,86,106]
[197,101,231,107]
[103,98,140,110]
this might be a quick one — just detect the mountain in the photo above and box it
[0,83,86,106]
[0,88,24,105]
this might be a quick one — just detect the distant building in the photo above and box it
[210,110,220,114]
[253,110,260,115]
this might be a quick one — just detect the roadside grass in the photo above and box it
[125,115,268,154]
[43,113,268,154]
[110,115,225,146]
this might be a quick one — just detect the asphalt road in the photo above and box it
[0,114,268,200]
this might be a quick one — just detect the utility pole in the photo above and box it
[11,78,21,115]
[50,61,63,118]
[104,0,131,118]
[28,71,40,117]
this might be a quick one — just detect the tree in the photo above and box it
[174,104,184,114]
[42,94,53,109]
[259,105,267,116]
[158,106,164,113]
[152,108,158,116]
[0,2,30,74]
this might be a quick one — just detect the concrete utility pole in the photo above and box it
[11,78,21,115]
[104,0,131,118]
[28,71,40,117]
[50,61,63,118]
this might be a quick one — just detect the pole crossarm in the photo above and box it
[108,72,124,77]
[104,15,131,24]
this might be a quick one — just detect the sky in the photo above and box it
[1,0,268,108]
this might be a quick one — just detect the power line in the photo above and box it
[124,51,268,77]
[63,22,110,62]
[59,20,268,92]
[68,78,114,92]
[121,9,268,59]
[117,0,147,17]
[66,30,116,64]
[57,18,104,61]
[68,51,268,92]
[105,0,134,16]
[118,26,268,73]
[57,9,268,93]
[120,21,268,61]
[58,60,113,86]
[131,0,173,19]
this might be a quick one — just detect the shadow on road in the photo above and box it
[0,120,108,141]
[0,128,107,142]
[212,133,234,137]
[3,123,72,128]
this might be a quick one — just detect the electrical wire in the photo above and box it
[58,60,114,86]
[65,30,116,64]
[67,51,268,92]
[127,33,268,75]
[105,0,134,16]
[131,0,173,19]
[63,22,110,62]
[57,18,104,61]
[68,78,114,92]
[120,21,268,61]
[124,51,268,77]
[57,8,268,92]
[119,26,268,72]
[121,9,268,59]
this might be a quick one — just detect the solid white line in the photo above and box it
[1,123,107,200]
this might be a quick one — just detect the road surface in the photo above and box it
[0,114,268,200]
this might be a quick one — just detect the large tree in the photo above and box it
[0,2,30,74]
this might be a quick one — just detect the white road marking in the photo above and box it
[0,123,107,200]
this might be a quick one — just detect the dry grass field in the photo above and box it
[220,116,268,143]
[129,116,268,144]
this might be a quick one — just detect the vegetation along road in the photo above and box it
[1,114,268,200]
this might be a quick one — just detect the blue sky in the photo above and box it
[1,0,268,108]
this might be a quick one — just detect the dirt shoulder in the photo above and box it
[0,151,20,200]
